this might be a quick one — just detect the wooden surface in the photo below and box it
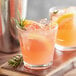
[0,52,20,65]
[0,49,76,76]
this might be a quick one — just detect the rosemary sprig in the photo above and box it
[8,55,23,67]
[16,10,26,28]
[11,10,26,29]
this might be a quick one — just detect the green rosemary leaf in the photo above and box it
[12,18,19,25]
[8,55,23,67]
[17,10,22,21]
[53,10,59,14]
[11,10,26,29]
[12,18,23,29]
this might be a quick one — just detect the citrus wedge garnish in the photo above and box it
[22,20,38,27]
[57,13,73,30]
[22,20,43,30]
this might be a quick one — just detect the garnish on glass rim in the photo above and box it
[53,10,59,14]
[49,7,59,14]
[11,10,26,29]
[12,10,41,30]
[12,10,57,31]
[8,55,23,67]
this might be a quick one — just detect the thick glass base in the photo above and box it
[55,44,76,51]
[24,61,53,70]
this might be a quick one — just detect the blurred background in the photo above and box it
[0,0,76,53]
[26,0,76,20]
[0,0,76,52]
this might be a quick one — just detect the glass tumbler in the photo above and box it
[17,22,58,69]
[49,7,76,51]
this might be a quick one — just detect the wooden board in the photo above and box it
[0,49,76,76]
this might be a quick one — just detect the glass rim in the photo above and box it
[16,22,58,32]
